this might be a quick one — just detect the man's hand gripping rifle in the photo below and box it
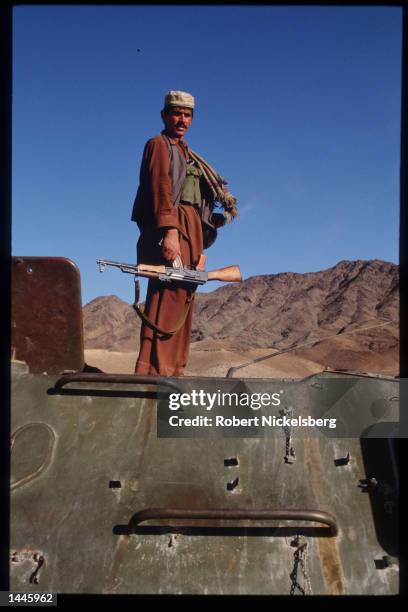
[96,255,242,285]
[97,256,242,336]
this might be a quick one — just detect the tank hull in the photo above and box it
[10,365,399,595]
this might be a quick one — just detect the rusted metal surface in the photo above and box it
[10,366,399,594]
[10,550,45,586]
[303,438,345,595]
[128,508,338,534]
[11,257,84,374]
[53,373,182,392]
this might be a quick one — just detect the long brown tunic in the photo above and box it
[132,133,203,376]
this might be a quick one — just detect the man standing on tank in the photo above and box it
[131,90,237,376]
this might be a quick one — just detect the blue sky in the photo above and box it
[12,5,402,306]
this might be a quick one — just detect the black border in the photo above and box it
[1,1,406,606]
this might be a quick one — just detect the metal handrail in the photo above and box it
[53,373,182,392]
[128,508,338,535]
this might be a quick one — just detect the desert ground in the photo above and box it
[85,337,398,379]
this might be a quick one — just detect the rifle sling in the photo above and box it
[133,295,193,336]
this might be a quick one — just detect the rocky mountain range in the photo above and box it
[83,259,399,373]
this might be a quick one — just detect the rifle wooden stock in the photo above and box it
[207,265,242,283]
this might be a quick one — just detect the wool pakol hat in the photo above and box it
[164,90,195,110]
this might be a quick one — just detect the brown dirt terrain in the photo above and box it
[84,341,326,378]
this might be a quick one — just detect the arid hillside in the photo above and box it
[83,259,399,377]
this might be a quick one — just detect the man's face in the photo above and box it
[162,106,193,140]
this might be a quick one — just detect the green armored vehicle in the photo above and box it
[10,256,399,595]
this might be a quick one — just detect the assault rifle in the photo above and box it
[96,256,242,286]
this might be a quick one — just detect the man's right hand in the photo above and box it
[161,229,181,262]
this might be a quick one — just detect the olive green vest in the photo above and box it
[179,160,202,207]
[163,137,219,249]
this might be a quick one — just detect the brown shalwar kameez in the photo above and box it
[131,133,203,376]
